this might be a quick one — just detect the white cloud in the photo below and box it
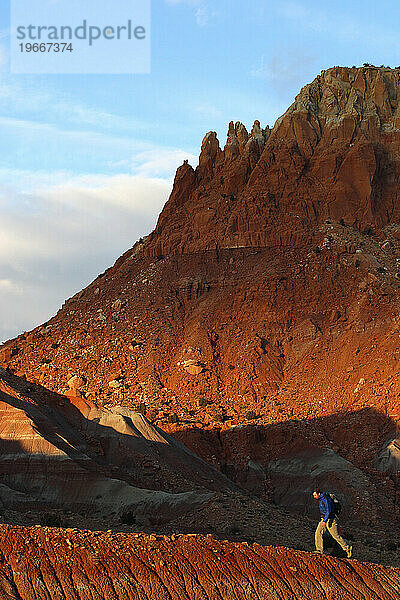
[0,78,152,135]
[0,171,171,263]
[165,0,216,27]
[37,173,171,220]
[193,103,223,119]
[194,6,210,26]
[251,51,316,95]
[0,115,152,153]
[117,148,198,177]
[0,279,23,295]
[0,142,195,341]
[0,114,164,179]
[250,55,268,80]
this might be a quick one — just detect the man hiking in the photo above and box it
[313,488,353,558]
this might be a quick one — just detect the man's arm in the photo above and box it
[320,497,330,523]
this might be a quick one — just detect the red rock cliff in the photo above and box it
[145,66,400,256]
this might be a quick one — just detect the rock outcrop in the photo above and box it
[144,66,400,257]
[0,526,398,600]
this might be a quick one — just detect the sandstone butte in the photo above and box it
[0,65,400,598]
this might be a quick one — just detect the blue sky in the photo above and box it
[0,0,400,341]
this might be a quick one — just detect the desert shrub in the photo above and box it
[120,511,136,525]
[148,409,158,421]
[135,402,147,415]
[40,513,63,527]
[230,525,241,535]
[167,413,179,424]
[246,410,257,420]
[386,542,397,552]
[213,413,225,422]
[197,397,208,407]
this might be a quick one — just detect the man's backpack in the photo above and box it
[328,492,342,515]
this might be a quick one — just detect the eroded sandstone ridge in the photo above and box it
[0,526,398,600]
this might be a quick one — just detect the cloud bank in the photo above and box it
[0,149,196,343]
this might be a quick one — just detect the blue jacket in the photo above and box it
[318,492,336,522]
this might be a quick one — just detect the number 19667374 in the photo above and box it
[19,43,73,52]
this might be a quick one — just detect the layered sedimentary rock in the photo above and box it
[0,367,234,521]
[0,526,398,600]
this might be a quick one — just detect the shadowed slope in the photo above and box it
[0,368,236,521]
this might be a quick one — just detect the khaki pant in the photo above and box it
[315,518,351,554]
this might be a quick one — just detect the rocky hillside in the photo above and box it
[0,526,398,600]
[0,66,399,559]
[0,366,235,522]
[2,67,400,421]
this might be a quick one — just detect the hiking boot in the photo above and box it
[346,546,353,559]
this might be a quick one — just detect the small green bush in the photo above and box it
[135,402,147,415]
[148,409,158,421]
[167,413,179,424]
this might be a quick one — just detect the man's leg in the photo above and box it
[314,519,325,553]
[327,519,352,556]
